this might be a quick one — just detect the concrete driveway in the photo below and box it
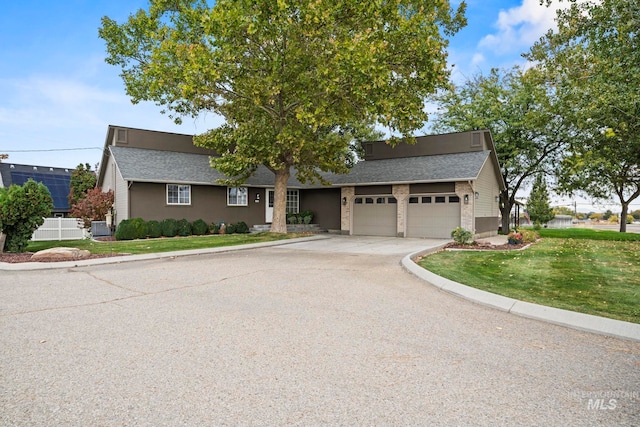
[275,234,449,255]
[1,237,638,425]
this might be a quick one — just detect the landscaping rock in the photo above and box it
[31,247,91,261]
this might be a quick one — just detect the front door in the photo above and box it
[265,189,274,223]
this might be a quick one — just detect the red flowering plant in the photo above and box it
[507,230,524,245]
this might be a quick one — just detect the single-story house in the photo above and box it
[97,125,505,238]
[0,162,73,217]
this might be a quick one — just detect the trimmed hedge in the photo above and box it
[176,218,192,236]
[115,217,147,240]
[192,219,209,235]
[147,220,162,238]
[114,217,251,240]
[161,218,178,237]
[234,221,249,234]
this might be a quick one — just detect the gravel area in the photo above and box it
[1,246,638,425]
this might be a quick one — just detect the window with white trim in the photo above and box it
[286,190,299,213]
[227,187,248,206]
[167,184,191,205]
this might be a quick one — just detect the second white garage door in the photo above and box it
[406,195,461,238]
[352,196,397,237]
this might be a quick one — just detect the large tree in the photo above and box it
[528,0,640,232]
[99,0,466,232]
[431,67,568,233]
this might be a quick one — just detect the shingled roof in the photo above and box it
[109,144,490,188]
[331,150,490,185]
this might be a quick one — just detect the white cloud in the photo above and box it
[471,53,485,67]
[479,0,599,57]
[478,0,562,55]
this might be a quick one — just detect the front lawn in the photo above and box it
[26,232,302,255]
[418,229,640,323]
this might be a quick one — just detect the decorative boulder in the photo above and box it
[31,247,91,261]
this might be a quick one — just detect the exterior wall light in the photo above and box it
[475,192,480,200]
[342,197,347,205]
[495,196,500,203]
[463,194,469,204]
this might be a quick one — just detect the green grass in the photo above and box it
[418,229,640,323]
[26,233,302,255]
[536,227,640,241]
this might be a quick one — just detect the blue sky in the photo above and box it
[2,0,625,212]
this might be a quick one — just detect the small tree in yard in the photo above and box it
[0,179,54,252]
[70,188,114,228]
[527,174,554,228]
[68,163,97,207]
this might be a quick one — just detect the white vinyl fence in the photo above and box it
[31,217,88,241]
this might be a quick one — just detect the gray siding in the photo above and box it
[300,188,341,230]
[474,158,500,217]
[101,157,129,225]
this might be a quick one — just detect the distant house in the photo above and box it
[97,125,505,238]
[0,162,73,217]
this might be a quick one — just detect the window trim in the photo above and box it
[167,184,191,205]
[227,187,249,206]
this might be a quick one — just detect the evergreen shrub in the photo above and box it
[161,218,178,237]
[192,219,209,235]
[147,220,162,238]
[176,218,192,236]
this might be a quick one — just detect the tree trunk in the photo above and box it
[270,167,290,233]
[620,203,628,233]
[500,192,511,234]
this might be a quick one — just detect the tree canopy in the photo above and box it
[99,0,466,232]
[527,0,640,232]
[431,66,567,232]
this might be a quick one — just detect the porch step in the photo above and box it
[250,224,327,234]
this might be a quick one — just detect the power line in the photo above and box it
[0,147,102,153]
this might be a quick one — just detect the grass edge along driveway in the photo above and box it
[417,228,640,324]
[26,232,302,255]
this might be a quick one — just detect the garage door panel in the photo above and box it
[407,195,460,238]
[353,196,397,236]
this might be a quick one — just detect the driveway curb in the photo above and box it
[0,235,329,271]
[402,247,640,342]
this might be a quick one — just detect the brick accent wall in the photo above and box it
[340,186,355,235]
[455,181,475,232]
[392,184,410,237]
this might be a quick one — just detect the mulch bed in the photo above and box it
[0,252,124,264]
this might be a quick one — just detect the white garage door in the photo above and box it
[406,195,461,238]
[352,196,397,236]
